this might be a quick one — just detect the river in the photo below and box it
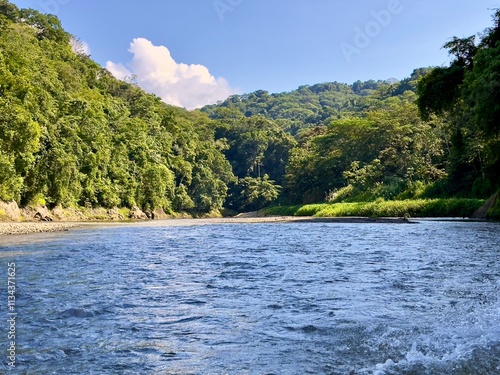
[0,219,499,374]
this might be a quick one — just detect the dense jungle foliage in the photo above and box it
[205,12,500,207]
[0,1,288,214]
[1,0,498,216]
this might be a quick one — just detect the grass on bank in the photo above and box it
[262,198,486,218]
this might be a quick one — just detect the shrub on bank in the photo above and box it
[263,199,485,218]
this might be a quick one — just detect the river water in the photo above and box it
[0,219,499,374]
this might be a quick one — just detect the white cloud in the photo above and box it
[106,62,132,81]
[106,38,238,110]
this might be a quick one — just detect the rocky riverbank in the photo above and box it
[0,200,174,223]
[0,199,419,237]
[0,222,80,236]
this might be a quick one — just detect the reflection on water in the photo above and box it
[0,220,499,374]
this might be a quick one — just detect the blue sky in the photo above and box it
[9,0,499,108]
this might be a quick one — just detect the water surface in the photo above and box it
[0,220,499,374]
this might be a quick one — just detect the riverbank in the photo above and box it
[0,216,419,236]
[0,198,488,236]
[263,198,486,218]
[0,222,81,236]
[0,200,177,222]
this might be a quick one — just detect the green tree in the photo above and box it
[0,1,240,214]
[231,175,281,212]
[416,10,500,195]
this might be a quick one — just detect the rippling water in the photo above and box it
[1,220,499,374]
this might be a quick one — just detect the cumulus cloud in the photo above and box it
[106,38,238,109]
[106,62,131,81]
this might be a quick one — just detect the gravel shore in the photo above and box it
[0,222,80,236]
[0,216,413,236]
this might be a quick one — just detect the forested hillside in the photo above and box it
[0,1,290,216]
[0,1,225,214]
[1,0,498,219]
[205,13,500,211]
[202,72,429,136]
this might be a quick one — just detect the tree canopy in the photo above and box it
[1,1,498,216]
[0,2,237,214]
[417,10,500,195]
